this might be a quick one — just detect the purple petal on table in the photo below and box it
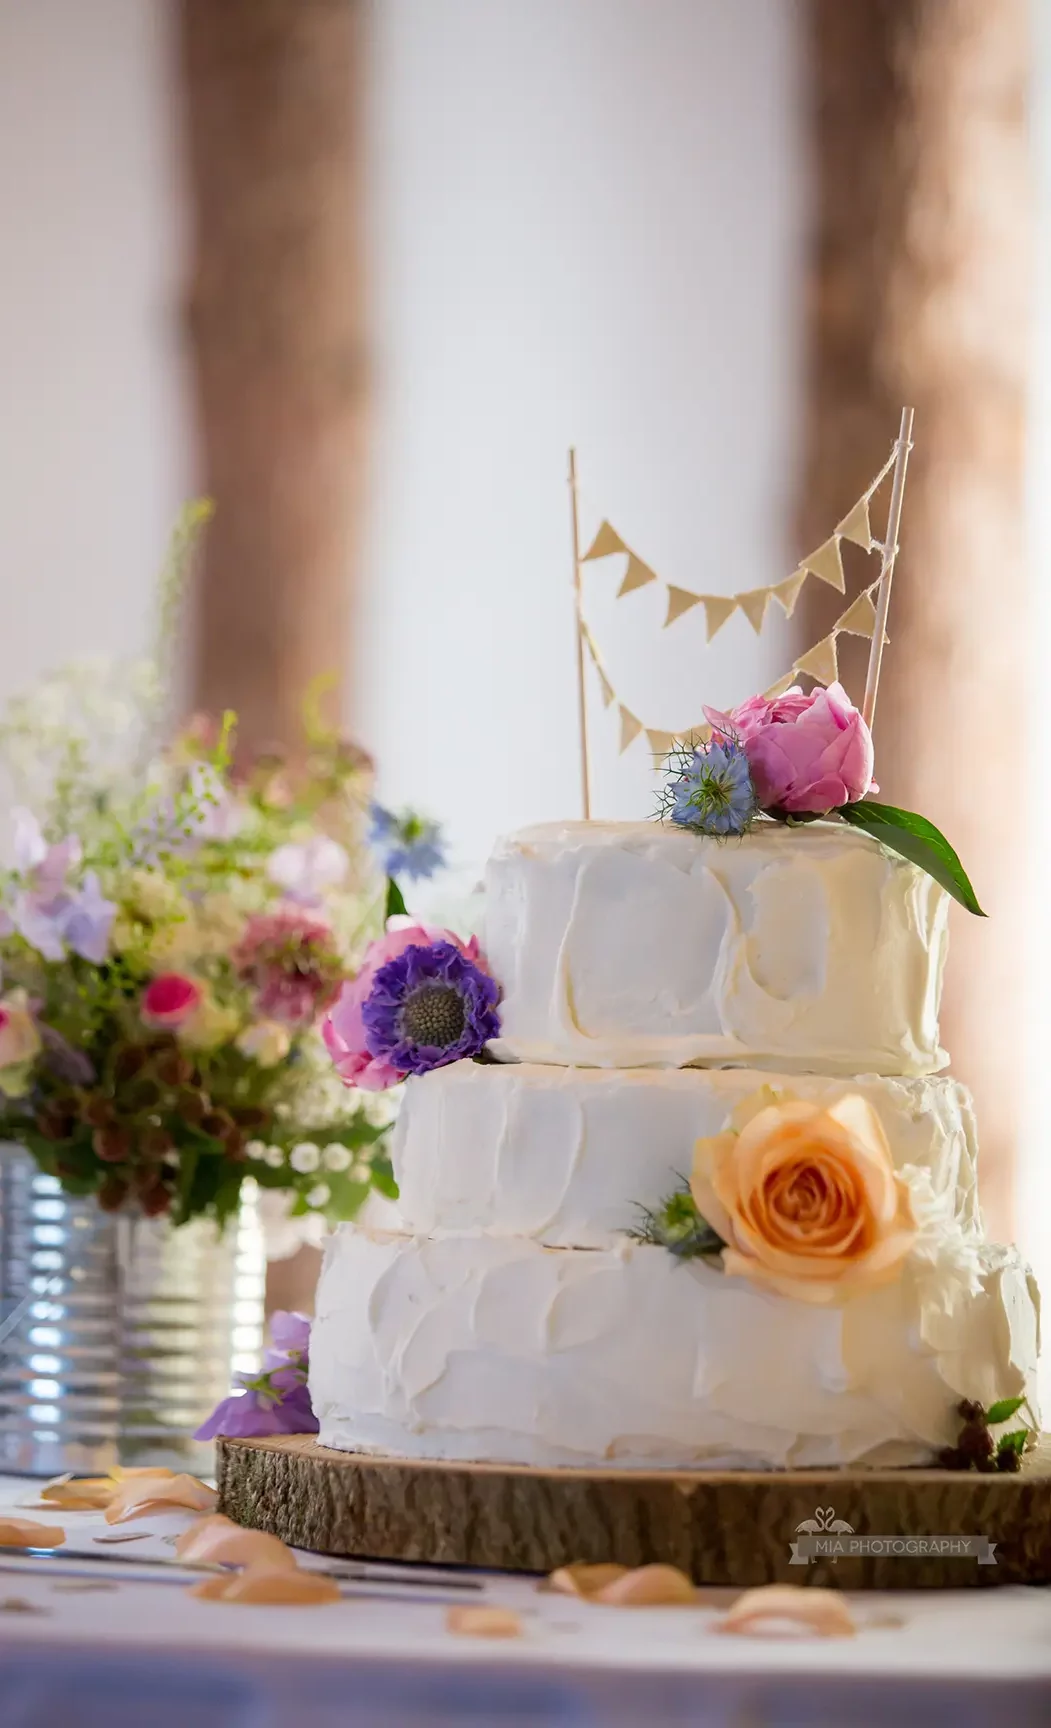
[271,1383,319,1435]
[194,1389,286,1441]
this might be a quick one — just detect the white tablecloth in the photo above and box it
[0,1476,1049,1726]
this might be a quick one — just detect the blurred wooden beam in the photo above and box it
[800,0,1030,1236]
[179,0,366,1316]
[179,0,366,756]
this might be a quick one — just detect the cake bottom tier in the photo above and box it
[310,1227,1040,1471]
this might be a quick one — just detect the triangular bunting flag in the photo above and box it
[736,587,772,634]
[836,494,873,553]
[801,536,846,593]
[835,591,886,641]
[772,569,807,618]
[617,553,658,597]
[763,673,798,699]
[794,634,839,687]
[645,728,676,762]
[582,520,627,561]
[702,595,737,641]
[664,585,704,628]
[618,705,643,753]
[597,666,615,708]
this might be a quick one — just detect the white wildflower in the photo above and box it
[289,1142,321,1174]
[306,1182,331,1210]
[322,1144,352,1173]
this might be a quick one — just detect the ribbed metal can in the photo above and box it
[0,1146,265,1475]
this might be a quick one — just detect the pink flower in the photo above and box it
[323,921,483,1092]
[705,683,874,815]
[141,973,202,1029]
[234,908,342,1027]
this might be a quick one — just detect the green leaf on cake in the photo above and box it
[370,1155,400,1201]
[385,876,408,919]
[837,800,986,917]
[996,1428,1029,1457]
[986,1395,1026,1426]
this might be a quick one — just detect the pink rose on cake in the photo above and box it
[705,682,874,814]
[691,1090,915,1304]
[323,920,500,1091]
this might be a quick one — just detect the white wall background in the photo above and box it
[361,0,805,873]
[0,0,189,704]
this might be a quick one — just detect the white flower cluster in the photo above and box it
[245,1139,374,1207]
[0,655,164,842]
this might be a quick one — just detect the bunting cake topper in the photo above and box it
[567,409,915,812]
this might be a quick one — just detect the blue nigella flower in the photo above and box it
[368,804,446,881]
[361,940,501,1078]
[667,739,757,837]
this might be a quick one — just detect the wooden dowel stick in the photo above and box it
[862,406,915,730]
[568,447,592,820]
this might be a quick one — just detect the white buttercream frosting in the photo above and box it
[310,1227,1040,1471]
[484,821,949,1075]
[392,1061,981,1247]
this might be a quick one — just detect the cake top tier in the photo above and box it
[484,819,949,1076]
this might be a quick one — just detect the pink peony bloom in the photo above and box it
[141,973,202,1029]
[234,907,342,1027]
[323,921,483,1092]
[705,682,874,815]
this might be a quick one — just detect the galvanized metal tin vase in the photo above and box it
[0,1145,265,1475]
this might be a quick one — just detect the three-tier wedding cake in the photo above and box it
[311,816,1040,1471]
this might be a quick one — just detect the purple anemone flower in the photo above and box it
[361,940,500,1078]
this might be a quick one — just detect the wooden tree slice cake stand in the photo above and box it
[217,1433,1051,1590]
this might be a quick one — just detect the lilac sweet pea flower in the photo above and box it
[195,1310,318,1440]
[5,811,116,964]
[60,871,117,963]
[268,1310,312,1358]
[195,1379,318,1441]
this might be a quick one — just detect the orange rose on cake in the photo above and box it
[691,1091,916,1304]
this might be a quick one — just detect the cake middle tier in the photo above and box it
[392,1061,980,1247]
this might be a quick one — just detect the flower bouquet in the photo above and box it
[0,672,393,1235]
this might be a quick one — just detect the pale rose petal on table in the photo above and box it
[0,1518,65,1549]
[446,1606,522,1638]
[108,1467,177,1481]
[718,1585,857,1638]
[191,1568,341,1605]
[545,1563,628,1598]
[105,1474,217,1524]
[39,1476,117,1511]
[175,1515,297,1570]
[546,1562,696,1605]
[592,1565,697,1606]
